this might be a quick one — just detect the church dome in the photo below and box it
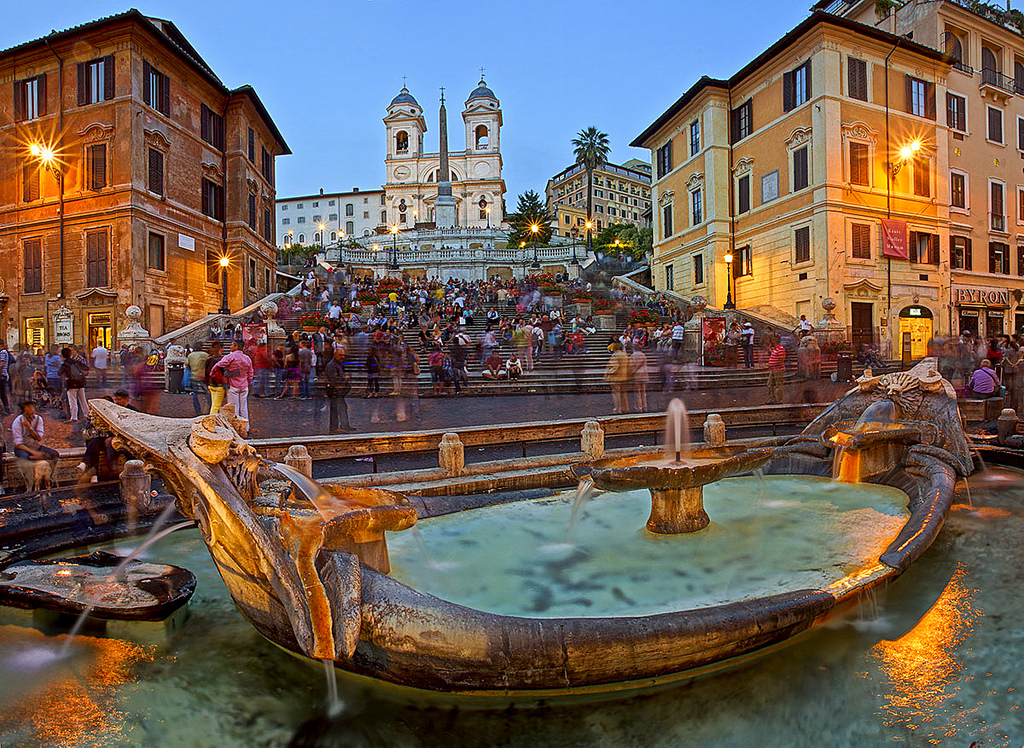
[389,86,419,108]
[467,79,497,103]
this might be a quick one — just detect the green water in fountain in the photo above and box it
[0,469,1022,746]
[387,475,909,618]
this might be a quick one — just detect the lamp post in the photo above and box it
[30,144,65,298]
[570,227,580,266]
[485,205,491,229]
[530,223,541,269]
[317,221,326,250]
[723,252,735,310]
[219,255,230,314]
[614,237,621,259]
[585,220,594,261]
[389,224,400,270]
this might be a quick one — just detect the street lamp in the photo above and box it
[388,224,400,270]
[614,237,621,259]
[570,227,580,265]
[723,252,735,310]
[585,220,594,259]
[219,255,231,314]
[30,143,65,298]
[485,206,491,229]
[317,221,326,249]
[530,223,541,269]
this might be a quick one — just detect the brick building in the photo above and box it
[0,10,289,350]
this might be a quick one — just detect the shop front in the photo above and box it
[953,285,1009,339]
[898,305,933,360]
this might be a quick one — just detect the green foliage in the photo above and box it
[507,190,554,247]
[874,0,899,17]
[593,223,651,261]
[280,243,316,263]
[572,126,611,172]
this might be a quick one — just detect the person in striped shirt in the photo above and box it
[766,336,787,404]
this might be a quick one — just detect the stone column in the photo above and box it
[703,413,726,447]
[284,445,313,478]
[998,408,1018,445]
[120,459,152,514]
[581,420,605,459]
[439,432,464,475]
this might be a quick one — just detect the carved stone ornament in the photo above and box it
[261,301,285,337]
[733,157,755,177]
[685,172,704,191]
[658,189,675,206]
[118,304,150,345]
[785,126,812,148]
[247,178,258,194]
[201,161,224,182]
[78,122,114,143]
[855,359,956,417]
[841,121,878,145]
[143,128,171,150]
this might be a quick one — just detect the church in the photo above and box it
[382,78,506,228]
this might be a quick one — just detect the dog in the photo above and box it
[17,458,52,491]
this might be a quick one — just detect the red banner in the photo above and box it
[881,219,908,260]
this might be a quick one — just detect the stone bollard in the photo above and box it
[703,413,726,447]
[120,459,152,514]
[998,408,1018,445]
[581,420,605,459]
[284,445,313,478]
[439,433,464,476]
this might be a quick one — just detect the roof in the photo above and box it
[389,86,420,108]
[467,79,497,102]
[0,8,289,154]
[631,10,950,147]
[277,188,385,203]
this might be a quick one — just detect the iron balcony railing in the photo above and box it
[981,67,1017,94]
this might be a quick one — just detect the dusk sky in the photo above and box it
[1,0,817,201]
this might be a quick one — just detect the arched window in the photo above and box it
[298,233,305,243]
[982,46,998,73]
[346,221,354,234]
[315,232,321,244]
[475,124,489,148]
[330,231,337,241]
[943,31,963,63]
[363,229,371,236]
[395,130,409,153]
[345,203,354,216]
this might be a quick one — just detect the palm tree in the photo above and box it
[571,126,611,254]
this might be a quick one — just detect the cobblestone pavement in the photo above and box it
[4,378,849,451]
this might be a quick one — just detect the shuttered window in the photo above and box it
[148,233,165,271]
[992,181,1006,231]
[248,127,255,162]
[851,223,871,259]
[909,232,939,265]
[263,208,273,242]
[848,57,868,101]
[87,144,106,190]
[793,146,809,191]
[142,61,170,115]
[85,230,108,288]
[148,148,164,195]
[77,56,114,105]
[988,106,1004,143]
[201,179,224,221]
[730,99,753,143]
[261,146,273,181]
[990,241,1010,274]
[951,172,966,209]
[795,226,811,263]
[662,203,673,237]
[23,164,40,202]
[913,158,930,197]
[735,245,752,277]
[737,175,750,214]
[849,142,869,186]
[201,104,224,150]
[23,239,42,294]
[947,93,966,132]
[656,141,673,178]
[783,61,811,111]
[952,236,972,270]
[692,254,703,286]
[248,193,257,229]
[905,75,935,118]
[13,74,46,121]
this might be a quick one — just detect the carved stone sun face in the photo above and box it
[872,371,923,418]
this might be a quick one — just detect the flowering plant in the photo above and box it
[356,292,380,304]
[299,313,327,327]
[704,341,727,366]
[594,300,617,314]
[566,291,592,303]
[631,309,658,325]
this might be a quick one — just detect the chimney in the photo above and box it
[353,187,360,193]
[319,187,324,195]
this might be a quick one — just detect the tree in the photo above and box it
[506,190,554,247]
[593,223,651,261]
[571,126,611,252]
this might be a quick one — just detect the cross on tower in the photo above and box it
[401,75,407,88]
[439,86,445,105]
[479,66,485,80]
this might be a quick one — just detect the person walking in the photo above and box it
[604,341,632,414]
[187,345,210,415]
[91,342,110,387]
[671,320,686,363]
[211,340,254,422]
[630,345,649,413]
[740,322,755,369]
[59,347,90,422]
[298,340,313,399]
[325,346,354,433]
[766,336,786,404]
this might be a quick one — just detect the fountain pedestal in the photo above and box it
[649,487,709,534]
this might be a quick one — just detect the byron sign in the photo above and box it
[953,286,1011,307]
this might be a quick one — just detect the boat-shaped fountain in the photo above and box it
[82,357,970,699]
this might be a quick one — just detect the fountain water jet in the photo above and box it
[665,398,690,464]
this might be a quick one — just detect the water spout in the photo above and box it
[567,479,595,542]
[266,461,369,520]
[665,399,690,464]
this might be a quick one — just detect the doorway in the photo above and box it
[87,311,112,350]
[959,310,979,336]
[986,312,1004,337]
[851,302,874,352]
[898,306,933,360]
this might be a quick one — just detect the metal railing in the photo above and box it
[981,68,1017,94]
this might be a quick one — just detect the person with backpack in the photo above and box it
[59,347,90,422]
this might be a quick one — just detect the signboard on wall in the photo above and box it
[53,305,74,345]
[881,219,908,259]
[701,316,727,366]
[953,285,1010,307]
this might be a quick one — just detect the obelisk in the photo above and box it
[435,87,458,228]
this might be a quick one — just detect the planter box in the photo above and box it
[594,314,618,331]
[361,305,377,318]
[549,295,563,308]
[565,302,592,318]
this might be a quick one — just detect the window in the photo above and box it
[346,220,354,234]
[665,264,675,290]
[913,158,930,197]
[23,164,39,202]
[1019,186,1024,225]
[988,106,1004,143]
[249,257,257,288]
[206,250,221,284]
[693,254,703,286]
[147,232,165,271]
[982,45,1000,78]
[735,245,752,277]
[23,239,42,293]
[282,218,290,225]
[346,203,354,216]
[380,194,386,205]
[909,232,939,264]
[330,231,337,241]
[262,147,273,181]
[248,128,255,161]
[662,203,674,238]
[906,76,935,118]
[328,213,337,221]
[85,230,108,287]
[795,226,811,263]
[1018,116,1024,151]
[848,57,867,101]
[263,208,272,242]
[77,56,113,105]
[851,223,871,259]
[297,216,306,224]
[328,200,335,206]
[142,61,170,115]
[692,189,703,225]
[946,93,966,132]
[248,193,257,229]
[147,148,164,195]
[952,236,972,270]
[656,141,673,178]
[265,267,272,292]
[737,175,750,214]
[783,60,811,111]
[793,146,809,191]
[13,74,46,121]
[87,144,106,190]
[689,120,700,156]
[1017,60,1024,95]
[475,125,488,148]
[730,99,753,142]
[990,241,1010,274]
[849,142,868,186]
[201,178,225,221]
[396,130,410,153]
[1019,245,1024,277]
[201,104,224,150]
[298,234,304,243]
[951,171,966,209]
[991,181,1006,231]
[381,210,387,223]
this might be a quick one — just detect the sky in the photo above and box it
[0,0,818,201]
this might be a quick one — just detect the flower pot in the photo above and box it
[594,313,617,330]
[301,325,317,332]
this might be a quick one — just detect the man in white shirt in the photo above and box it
[671,322,686,362]
[741,322,756,369]
[92,343,110,387]
[328,302,343,321]
[12,401,59,468]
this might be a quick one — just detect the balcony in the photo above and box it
[980,67,1016,97]
[952,59,974,76]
